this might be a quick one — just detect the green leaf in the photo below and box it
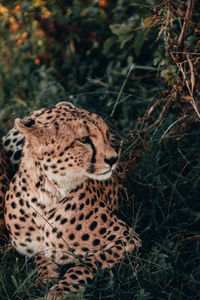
[109,23,132,36]
[133,30,147,57]
[119,34,133,49]
[103,36,116,54]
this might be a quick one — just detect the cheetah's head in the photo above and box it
[15,102,118,184]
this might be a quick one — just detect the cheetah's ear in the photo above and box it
[56,102,75,110]
[15,118,39,134]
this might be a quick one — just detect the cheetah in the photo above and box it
[3,102,141,299]
[0,142,10,233]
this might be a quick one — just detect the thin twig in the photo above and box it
[159,115,189,142]
[170,51,200,55]
[145,98,167,119]
[144,98,172,132]
[170,52,200,119]
[186,53,200,118]
[177,0,195,46]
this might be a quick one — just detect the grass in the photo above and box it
[0,99,200,300]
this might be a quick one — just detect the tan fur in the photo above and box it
[0,143,10,232]
[4,102,141,299]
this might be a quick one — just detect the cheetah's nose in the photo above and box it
[104,156,118,167]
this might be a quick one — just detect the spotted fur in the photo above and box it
[3,102,141,299]
[2,108,45,173]
[0,143,10,232]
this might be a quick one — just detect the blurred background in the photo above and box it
[0,0,163,131]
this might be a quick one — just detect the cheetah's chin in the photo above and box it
[89,170,113,181]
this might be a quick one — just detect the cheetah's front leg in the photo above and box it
[47,232,141,299]
[34,254,60,286]
[47,258,97,300]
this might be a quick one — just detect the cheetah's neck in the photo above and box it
[44,173,86,199]
[19,150,87,210]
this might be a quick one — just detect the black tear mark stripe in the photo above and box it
[87,117,108,145]
[87,137,96,164]
[83,122,102,164]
